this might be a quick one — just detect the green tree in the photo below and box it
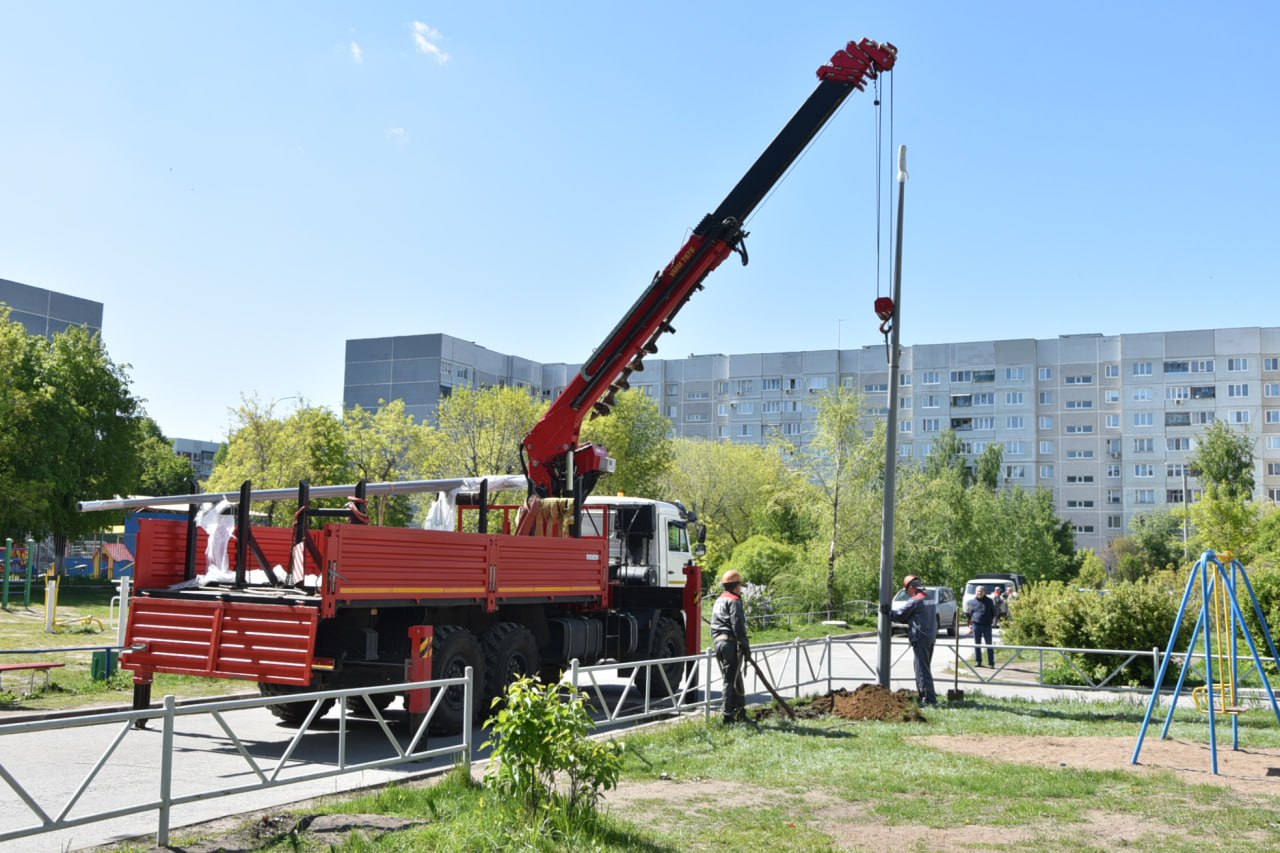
[976,443,1004,491]
[1126,509,1182,575]
[1076,548,1107,588]
[0,311,45,538]
[729,534,797,586]
[207,396,348,526]
[580,389,673,499]
[343,400,425,525]
[425,386,547,478]
[1192,421,1255,500]
[924,429,973,485]
[135,417,198,496]
[29,325,142,563]
[659,438,794,575]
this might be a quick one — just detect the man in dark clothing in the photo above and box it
[965,585,997,666]
[888,575,937,706]
[711,568,751,723]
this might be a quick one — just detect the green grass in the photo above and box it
[101,694,1280,852]
[0,580,245,711]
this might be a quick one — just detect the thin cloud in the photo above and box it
[386,128,409,144]
[350,41,363,64]
[412,22,449,64]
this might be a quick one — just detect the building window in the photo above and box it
[973,392,995,406]
[717,426,728,438]
[1074,524,1096,534]
[922,370,940,384]
[1067,474,1095,484]
[1269,489,1280,502]
[974,416,995,430]
[686,390,710,400]
[666,406,678,417]
[1104,390,1121,404]
[1167,437,1192,451]
[1133,413,1154,427]
[923,394,941,408]
[1107,489,1122,505]
[1065,399,1094,410]
[718,403,730,416]
[738,424,753,437]
[1265,383,1280,398]
[921,418,940,432]
[900,444,913,458]
[864,382,888,393]
[1067,449,1095,460]
[1134,463,1155,477]
[1228,357,1249,372]
[1105,414,1120,428]
[1164,361,1189,374]
[736,379,755,394]
[1104,365,1119,379]
[1132,388,1153,401]
[1192,359,1215,373]
[1166,412,1191,427]
[762,377,781,391]
[1040,464,1055,479]
[973,369,996,383]
[1066,374,1094,385]
[1269,436,1280,450]
[1006,392,1025,405]
[900,420,912,433]
[1005,441,1025,455]
[762,400,780,414]
[1039,416,1054,429]
[738,402,754,415]
[666,384,679,396]
[1006,367,1027,381]
[1191,385,1215,399]
[808,377,828,392]
[951,394,973,408]
[685,413,709,422]
[1168,463,1191,477]
[1133,439,1154,453]
[1005,465,1025,479]
[1267,410,1280,424]
[901,396,912,409]
[1229,383,1250,398]
[1039,440,1054,454]
[1133,362,1152,376]
[1135,489,1156,504]
[1166,386,1190,401]
[1007,416,1025,429]
[951,417,974,431]
[1229,410,1252,424]
[1039,391,1054,405]
[951,370,972,383]
[1067,499,1095,508]
[1167,489,1188,504]
[1039,367,1053,380]
[1064,423,1092,434]
[783,422,802,436]
[1107,516,1122,530]
[1107,465,1121,478]
[900,374,913,386]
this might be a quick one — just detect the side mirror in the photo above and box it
[693,543,707,558]
[697,523,707,544]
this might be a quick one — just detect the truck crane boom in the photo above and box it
[522,38,897,499]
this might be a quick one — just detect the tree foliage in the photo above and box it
[580,389,673,499]
[1192,421,1255,501]
[135,417,197,496]
[343,400,426,525]
[426,386,546,478]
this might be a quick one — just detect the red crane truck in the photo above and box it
[80,37,896,732]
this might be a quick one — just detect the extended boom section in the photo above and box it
[522,38,896,498]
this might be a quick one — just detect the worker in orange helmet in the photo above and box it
[887,575,938,707]
[710,568,751,723]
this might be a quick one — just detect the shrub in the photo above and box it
[740,582,779,629]
[730,535,796,586]
[482,676,623,818]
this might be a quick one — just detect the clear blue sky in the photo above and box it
[2,3,1276,442]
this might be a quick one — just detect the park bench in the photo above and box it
[0,661,64,693]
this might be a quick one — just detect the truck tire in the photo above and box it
[345,692,395,716]
[481,622,540,708]
[429,625,485,734]
[259,683,335,727]
[644,617,687,698]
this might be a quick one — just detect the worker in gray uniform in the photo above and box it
[888,574,938,706]
[711,568,751,723]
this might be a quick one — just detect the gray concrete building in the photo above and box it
[344,328,1280,555]
[0,277,102,338]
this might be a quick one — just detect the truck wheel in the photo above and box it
[259,683,335,727]
[429,625,485,734]
[644,617,687,698]
[345,692,395,716]
[481,623,540,708]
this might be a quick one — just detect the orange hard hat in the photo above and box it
[903,575,923,591]
[721,569,743,585]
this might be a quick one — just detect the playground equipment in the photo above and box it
[1132,550,1280,774]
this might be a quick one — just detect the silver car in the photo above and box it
[892,585,959,636]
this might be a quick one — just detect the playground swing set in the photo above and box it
[1133,549,1280,774]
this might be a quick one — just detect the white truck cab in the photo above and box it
[582,496,704,589]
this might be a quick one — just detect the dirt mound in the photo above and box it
[756,683,926,723]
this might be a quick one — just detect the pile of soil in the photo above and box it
[756,684,926,723]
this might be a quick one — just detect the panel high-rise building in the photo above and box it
[344,327,1280,556]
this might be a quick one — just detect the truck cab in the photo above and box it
[583,496,703,589]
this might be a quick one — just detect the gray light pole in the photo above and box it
[876,145,908,688]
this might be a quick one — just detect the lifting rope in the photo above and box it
[872,72,896,358]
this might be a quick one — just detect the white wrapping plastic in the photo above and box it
[423,475,529,531]
[195,499,237,585]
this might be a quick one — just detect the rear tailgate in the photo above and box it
[123,596,319,685]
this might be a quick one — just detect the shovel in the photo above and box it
[946,610,965,703]
[746,654,797,719]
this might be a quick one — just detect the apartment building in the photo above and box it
[344,328,1280,554]
[0,277,102,338]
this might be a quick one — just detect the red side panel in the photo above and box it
[122,597,318,685]
[134,519,322,588]
[321,524,608,616]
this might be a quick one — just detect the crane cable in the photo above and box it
[873,72,897,357]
